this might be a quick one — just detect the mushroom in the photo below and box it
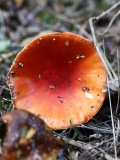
[6,32,106,129]
[0,109,63,160]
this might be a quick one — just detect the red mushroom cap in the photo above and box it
[6,32,106,129]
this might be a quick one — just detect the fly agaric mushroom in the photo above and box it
[0,109,63,160]
[6,32,106,130]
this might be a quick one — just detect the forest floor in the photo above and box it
[0,0,120,159]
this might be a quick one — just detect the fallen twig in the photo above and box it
[89,2,120,92]
[77,124,113,134]
[0,52,17,63]
[54,133,118,160]
[93,1,120,22]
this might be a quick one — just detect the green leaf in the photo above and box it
[0,40,11,52]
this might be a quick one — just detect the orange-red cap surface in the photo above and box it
[6,32,106,129]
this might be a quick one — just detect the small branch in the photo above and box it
[0,86,10,91]
[103,10,120,36]
[89,2,120,91]
[77,124,113,134]
[94,1,120,21]
[89,17,113,81]
[100,151,118,160]
[47,8,93,40]
[15,4,46,39]
[54,133,117,160]
[0,52,17,63]
[116,49,120,114]
[107,76,117,160]
[54,132,93,151]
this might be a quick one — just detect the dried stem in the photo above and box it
[0,52,17,63]
[47,8,93,40]
[94,1,120,21]
[103,10,120,36]
[116,48,120,114]
[107,76,117,160]
[54,132,117,160]
[89,2,120,91]
[89,17,114,81]
[77,124,113,134]
[15,4,46,39]
[88,3,120,159]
